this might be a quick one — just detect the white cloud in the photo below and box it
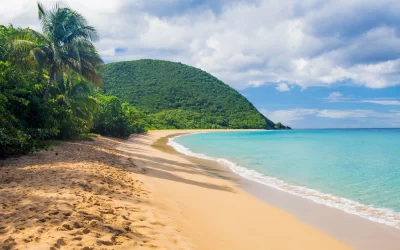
[2,0,400,89]
[326,92,344,102]
[316,110,373,119]
[262,108,400,124]
[261,109,318,122]
[361,100,400,105]
[323,93,400,106]
[276,83,290,92]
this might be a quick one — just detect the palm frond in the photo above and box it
[37,2,46,21]
[37,2,52,35]
[25,28,49,44]
[9,1,105,100]
[29,48,48,67]
[82,25,99,41]
[59,10,99,43]
[69,82,91,101]
[73,39,104,66]
[8,39,37,53]
[7,28,49,55]
[80,61,104,88]
[65,57,81,73]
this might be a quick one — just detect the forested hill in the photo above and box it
[102,59,289,129]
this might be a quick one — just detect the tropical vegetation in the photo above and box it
[102,59,286,129]
[1,2,289,159]
[0,3,144,158]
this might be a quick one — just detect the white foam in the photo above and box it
[168,135,400,229]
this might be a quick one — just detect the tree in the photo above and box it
[101,59,281,129]
[122,103,148,133]
[7,2,104,100]
[93,96,131,138]
[56,81,99,131]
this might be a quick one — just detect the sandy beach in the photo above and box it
[0,136,191,249]
[128,130,354,250]
[1,129,357,249]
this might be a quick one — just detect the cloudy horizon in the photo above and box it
[2,0,400,128]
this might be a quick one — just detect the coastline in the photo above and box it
[123,130,351,249]
[154,130,400,250]
[2,129,398,249]
[170,131,400,230]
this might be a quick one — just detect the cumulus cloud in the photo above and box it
[262,108,400,125]
[276,83,290,92]
[2,0,400,89]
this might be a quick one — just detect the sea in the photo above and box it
[168,129,400,229]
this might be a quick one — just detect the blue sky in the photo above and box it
[242,85,400,128]
[2,0,400,128]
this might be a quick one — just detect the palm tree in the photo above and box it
[57,80,99,129]
[8,2,104,100]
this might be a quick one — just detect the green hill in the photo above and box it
[102,59,289,129]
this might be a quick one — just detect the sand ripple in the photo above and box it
[0,137,189,250]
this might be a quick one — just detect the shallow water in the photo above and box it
[169,129,400,228]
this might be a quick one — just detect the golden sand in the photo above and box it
[0,130,351,249]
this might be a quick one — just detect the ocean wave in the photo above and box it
[168,135,400,229]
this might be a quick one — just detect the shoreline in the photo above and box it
[158,130,400,250]
[2,129,398,249]
[167,130,400,228]
[124,129,351,249]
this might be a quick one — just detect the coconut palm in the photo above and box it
[8,2,104,100]
[56,80,99,129]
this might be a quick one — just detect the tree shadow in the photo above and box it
[0,138,157,249]
[121,135,239,182]
[0,135,236,248]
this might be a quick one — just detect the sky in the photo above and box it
[1,0,400,128]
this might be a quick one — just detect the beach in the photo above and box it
[0,136,191,249]
[1,130,398,249]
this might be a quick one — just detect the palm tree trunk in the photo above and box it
[43,70,54,100]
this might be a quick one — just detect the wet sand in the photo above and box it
[244,180,400,250]
[119,130,351,250]
[1,129,395,249]
[153,130,400,250]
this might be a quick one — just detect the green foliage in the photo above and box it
[0,25,16,61]
[122,103,148,133]
[102,59,276,129]
[0,56,96,157]
[0,23,146,158]
[92,95,147,138]
[0,60,58,158]
[274,122,292,130]
[7,2,104,100]
[145,109,266,129]
[0,2,125,158]
[0,2,292,158]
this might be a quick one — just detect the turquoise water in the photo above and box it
[169,129,400,228]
